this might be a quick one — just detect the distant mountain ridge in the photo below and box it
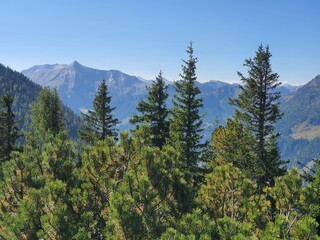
[22,61,298,124]
[23,61,148,95]
[22,62,240,131]
[23,61,317,166]
[278,75,320,135]
[23,62,147,122]
[277,74,320,166]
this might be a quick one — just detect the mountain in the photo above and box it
[22,62,243,132]
[2,60,316,167]
[21,61,299,130]
[23,61,311,166]
[278,75,320,136]
[0,63,81,139]
[22,61,149,129]
[277,75,320,166]
[278,84,301,99]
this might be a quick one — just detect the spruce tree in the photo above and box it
[170,42,204,173]
[229,45,286,187]
[29,87,65,136]
[79,80,119,143]
[130,70,169,149]
[0,94,19,163]
[167,43,204,214]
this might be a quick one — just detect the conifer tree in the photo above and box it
[0,94,19,163]
[170,42,204,173]
[303,160,320,235]
[197,162,264,239]
[167,43,204,215]
[79,80,119,143]
[130,70,169,149]
[0,132,78,239]
[160,209,217,239]
[229,45,286,188]
[0,91,75,239]
[29,87,65,137]
[211,118,257,176]
[71,139,122,239]
[109,127,178,239]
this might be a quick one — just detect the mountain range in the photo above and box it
[22,61,242,132]
[277,75,320,166]
[22,61,147,126]
[21,61,319,166]
[21,61,299,130]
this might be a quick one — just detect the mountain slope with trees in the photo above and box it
[278,74,320,136]
[1,45,319,239]
[0,63,81,139]
[278,74,320,166]
[24,61,320,167]
[22,62,298,132]
[6,57,320,167]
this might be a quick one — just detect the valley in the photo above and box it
[21,61,320,166]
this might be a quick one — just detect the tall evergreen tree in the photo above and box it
[130,70,169,149]
[170,42,204,173]
[79,80,119,143]
[167,43,204,214]
[29,87,65,137]
[0,94,20,163]
[229,45,286,187]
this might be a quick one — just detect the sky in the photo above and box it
[1,1,319,85]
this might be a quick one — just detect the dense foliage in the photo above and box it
[0,64,81,139]
[0,46,319,239]
[0,94,20,164]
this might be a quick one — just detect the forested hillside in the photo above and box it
[0,64,81,139]
[278,75,320,135]
[278,75,320,166]
[0,45,319,239]
[23,60,311,164]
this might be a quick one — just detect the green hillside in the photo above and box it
[0,63,81,139]
[277,75,320,166]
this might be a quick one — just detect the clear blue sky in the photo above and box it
[1,1,319,85]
